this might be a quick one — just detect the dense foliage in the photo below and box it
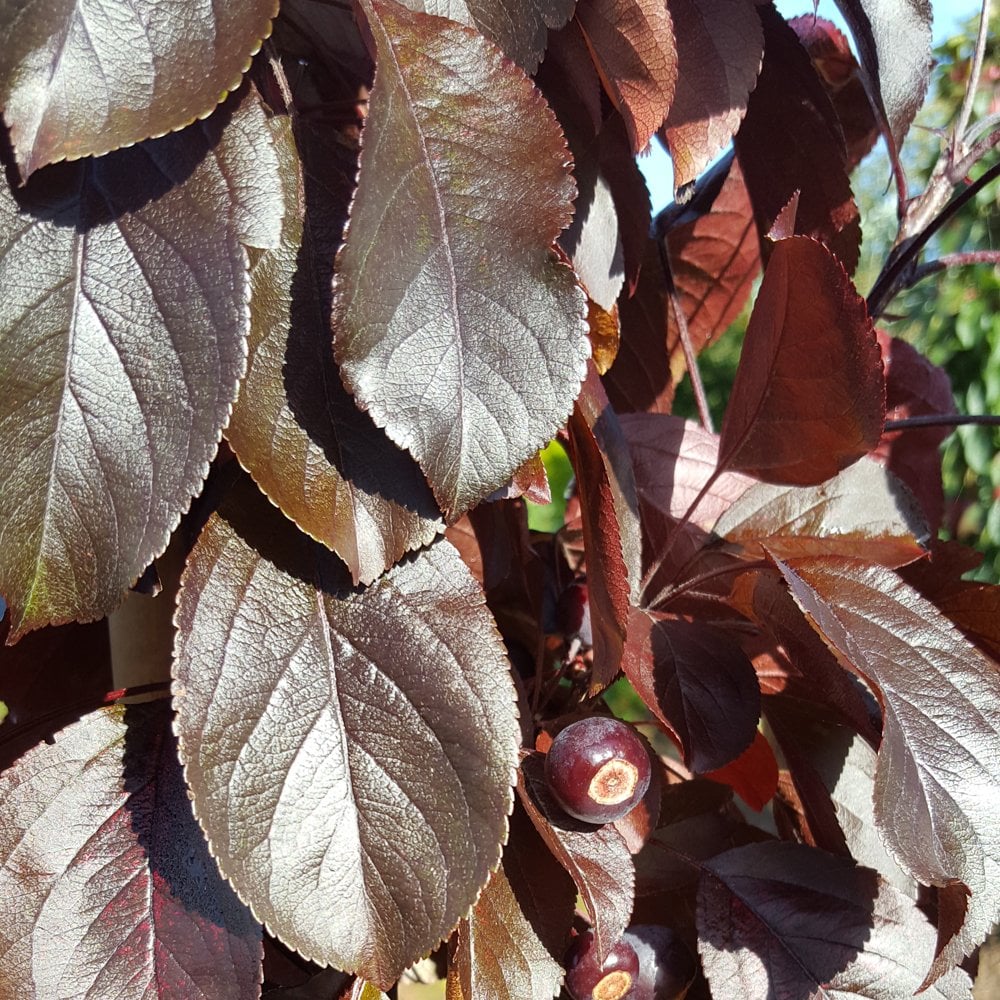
[1,0,999,997]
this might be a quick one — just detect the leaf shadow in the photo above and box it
[698,841,880,999]
[1,94,240,228]
[121,700,260,935]
[281,117,442,523]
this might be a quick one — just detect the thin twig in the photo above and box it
[904,249,1000,287]
[644,559,772,613]
[868,159,1000,316]
[954,0,992,160]
[884,413,1000,430]
[656,240,714,433]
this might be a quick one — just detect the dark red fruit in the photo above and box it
[622,925,697,1000]
[565,929,640,1000]
[544,717,652,823]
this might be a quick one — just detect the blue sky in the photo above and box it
[639,0,984,213]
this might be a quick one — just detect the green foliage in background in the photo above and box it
[884,13,1000,581]
[678,13,1000,581]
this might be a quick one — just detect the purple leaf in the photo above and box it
[776,557,1000,984]
[333,0,589,517]
[0,90,282,641]
[0,1,278,178]
[698,841,972,999]
[228,115,443,585]
[718,237,884,485]
[624,610,760,773]
[518,752,635,964]
[0,701,262,998]
[172,479,520,987]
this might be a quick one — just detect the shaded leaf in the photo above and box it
[0,0,278,178]
[334,0,589,517]
[576,0,677,153]
[606,155,760,414]
[871,330,956,537]
[0,614,112,771]
[568,367,639,691]
[173,480,520,987]
[790,15,880,171]
[661,0,763,190]
[447,805,574,1000]
[621,414,753,530]
[775,557,1000,981]
[228,115,442,585]
[518,752,635,963]
[713,459,929,568]
[396,0,576,72]
[0,701,261,998]
[697,841,972,1000]
[735,6,861,272]
[718,237,884,485]
[612,728,663,854]
[769,707,914,894]
[731,569,882,747]
[624,610,760,773]
[0,90,282,641]
[703,730,778,811]
[831,0,932,156]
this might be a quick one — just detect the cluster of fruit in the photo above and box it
[545,718,695,1000]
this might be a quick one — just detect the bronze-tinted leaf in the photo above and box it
[0,0,278,178]
[621,414,753,529]
[776,557,1000,983]
[871,330,956,537]
[718,237,884,485]
[661,0,763,190]
[698,841,972,1000]
[334,0,589,517]
[624,610,760,773]
[568,366,640,691]
[173,482,520,987]
[228,116,442,585]
[395,0,576,71]
[447,805,575,1000]
[576,0,678,153]
[0,701,262,998]
[0,91,282,641]
[518,752,635,963]
[703,730,778,812]
[790,15,880,171]
[713,459,929,568]
[735,6,861,272]
[607,156,759,414]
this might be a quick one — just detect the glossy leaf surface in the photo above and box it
[400,0,576,70]
[173,484,520,986]
[718,237,884,485]
[832,0,933,153]
[0,0,278,178]
[576,0,677,152]
[228,116,442,584]
[0,701,261,998]
[447,807,574,1000]
[624,610,760,772]
[334,0,589,517]
[698,842,972,1000]
[777,557,1000,981]
[661,0,763,190]
[0,92,282,640]
[713,459,929,567]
